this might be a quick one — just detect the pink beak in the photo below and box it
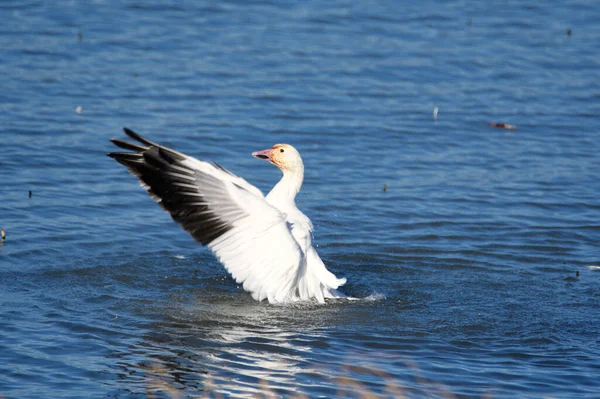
[252,148,272,160]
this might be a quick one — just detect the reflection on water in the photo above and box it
[117,298,413,398]
[136,300,336,397]
[134,321,454,398]
[205,327,314,397]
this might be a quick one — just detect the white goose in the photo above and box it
[108,128,346,303]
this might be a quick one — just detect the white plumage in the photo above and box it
[108,129,346,303]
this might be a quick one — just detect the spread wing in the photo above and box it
[108,128,304,302]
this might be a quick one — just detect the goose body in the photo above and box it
[108,129,346,303]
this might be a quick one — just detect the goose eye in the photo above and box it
[280,148,284,153]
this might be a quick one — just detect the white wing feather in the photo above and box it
[200,176,305,302]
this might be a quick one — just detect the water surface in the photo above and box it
[1,1,600,398]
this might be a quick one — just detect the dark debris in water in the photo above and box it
[488,122,517,130]
[564,270,579,282]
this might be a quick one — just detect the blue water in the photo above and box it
[1,1,600,398]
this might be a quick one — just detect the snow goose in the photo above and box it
[108,128,346,303]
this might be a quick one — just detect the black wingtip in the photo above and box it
[107,151,131,161]
[123,127,159,147]
[107,152,145,170]
[110,138,147,152]
[123,127,142,142]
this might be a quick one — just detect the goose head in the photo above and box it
[252,144,304,176]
